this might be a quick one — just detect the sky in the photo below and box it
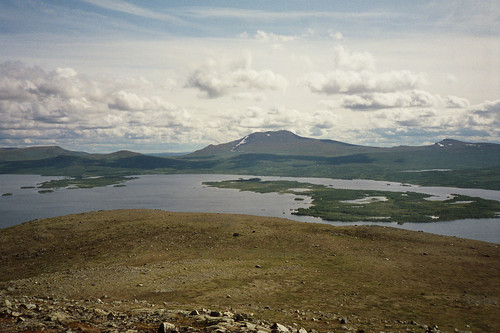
[0,0,499,153]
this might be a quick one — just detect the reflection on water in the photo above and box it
[1,174,499,244]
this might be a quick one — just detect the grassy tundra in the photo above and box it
[1,210,499,332]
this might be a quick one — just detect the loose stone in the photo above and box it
[271,322,289,333]
[158,321,177,333]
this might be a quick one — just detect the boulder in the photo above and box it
[271,322,290,333]
[46,311,71,323]
[210,310,222,317]
[93,308,108,317]
[242,322,257,330]
[20,303,37,310]
[158,321,177,333]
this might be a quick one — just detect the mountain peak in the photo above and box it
[435,139,464,146]
[229,130,300,152]
[188,130,369,157]
[434,139,483,148]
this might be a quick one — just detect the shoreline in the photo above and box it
[1,174,500,243]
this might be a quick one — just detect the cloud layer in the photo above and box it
[0,61,195,150]
[0,35,498,151]
[0,0,498,151]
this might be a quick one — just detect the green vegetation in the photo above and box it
[204,177,323,193]
[204,178,500,223]
[36,175,136,190]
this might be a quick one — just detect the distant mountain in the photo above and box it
[3,133,497,163]
[188,130,375,157]
[0,146,216,176]
[189,130,500,159]
[95,150,142,159]
[0,146,144,162]
[147,152,191,157]
[1,132,499,189]
[182,131,500,190]
[0,146,86,162]
[432,138,498,149]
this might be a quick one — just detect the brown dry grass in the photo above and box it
[1,209,499,331]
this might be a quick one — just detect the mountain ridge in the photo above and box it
[0,146,87,162]
[188,130,499,158]
[190,130,374,158]
[2,131,499,160]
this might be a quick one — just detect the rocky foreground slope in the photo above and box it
[1,296,441,332]
[0,209,499,332]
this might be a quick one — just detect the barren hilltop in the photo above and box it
[1,209,499,332]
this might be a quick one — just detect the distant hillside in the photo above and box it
[0,147,144,162]
[189,130,500,159]
[1,131,500,189]
[188,130,374,157]
[147,152,191,157]
[432,138,500,150]
[0,146,86,162]
[183,131,500,189]
[92,150,142,159]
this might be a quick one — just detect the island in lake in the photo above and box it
[203,178,500,223]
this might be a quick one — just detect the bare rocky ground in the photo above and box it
[0,295,446,333]
[0,209,499,332]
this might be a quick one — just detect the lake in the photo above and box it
[1,174,499,244]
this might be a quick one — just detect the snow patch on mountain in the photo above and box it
[231,135,249,152]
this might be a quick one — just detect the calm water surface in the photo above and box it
[1,174,499,244]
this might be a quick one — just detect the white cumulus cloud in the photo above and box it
[301,44,430,97]
[341,90,441,110]
[185,56,288,98]
[302,70,427,95]
[0,61,191,149]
